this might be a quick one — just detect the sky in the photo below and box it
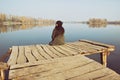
[0,0,120,21]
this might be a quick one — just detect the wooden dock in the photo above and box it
[2,39,120,80]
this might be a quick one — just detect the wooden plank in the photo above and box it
[36,73,65,80]
[30,45,45,60]
[64,44,79,52]
[71,42,98,52]
[66,43,80,50]
[36,45,52,60]
[53,46,72,56]
[41,45,59,58]
[65,43,88,54]
[67,68,120,80]
[7,46,18,66]
[10,63,120,80]
[9,55,94,79]
[60,62,104,80]
[66,44,91,55]
[58,45,78,55]
[10,57,115,80]
[74,41,106,51]
[24,46,36,62]
[95,72,120,80]
[46,45,65,57]
[69,43,102,55]
[66,41,114,66]
[61,45,77,52]
[79,39,115,51]
[15,73,65,80]
[10,55,84,70]
[66,43,91,55]
[17,46,27,64]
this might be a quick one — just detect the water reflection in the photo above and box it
[1,23,120,34]
[88,23,120,28]
[88,23,107,28]
[0,23,54,33]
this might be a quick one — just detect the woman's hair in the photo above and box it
[56,20,63,26]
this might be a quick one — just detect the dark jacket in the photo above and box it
[49,26,65,45]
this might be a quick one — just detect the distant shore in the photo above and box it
[0,20,55,26]
[1,22,22,25]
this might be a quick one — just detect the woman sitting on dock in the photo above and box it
[49,20,65,45]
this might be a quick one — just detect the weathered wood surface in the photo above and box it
[80,39,115,51]
[8,55,120,80]
[17,46,27,64]
[7,46,18,65]
[7,40,115,66]
[7,40,117,80]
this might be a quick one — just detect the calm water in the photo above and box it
[0,23,120,74]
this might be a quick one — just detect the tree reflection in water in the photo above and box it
[0,23,54,33]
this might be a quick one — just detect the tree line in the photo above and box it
[88,18,107,25]
[0,13,55,25]
[88,18,120,26]
[87,18,107,27]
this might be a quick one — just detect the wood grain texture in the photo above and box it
[7,46,18,65]
[7,40,117,80]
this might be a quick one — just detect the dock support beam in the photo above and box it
[0,69,5,80]
[0,62,9,80]
[101,49,110,67]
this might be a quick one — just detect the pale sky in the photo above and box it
[0,0,120,21]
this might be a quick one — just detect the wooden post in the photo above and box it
[0,69,5,80]
[0,62,9,80]
[100,49,109,67]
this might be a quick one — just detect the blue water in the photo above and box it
[0,23,120,74]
